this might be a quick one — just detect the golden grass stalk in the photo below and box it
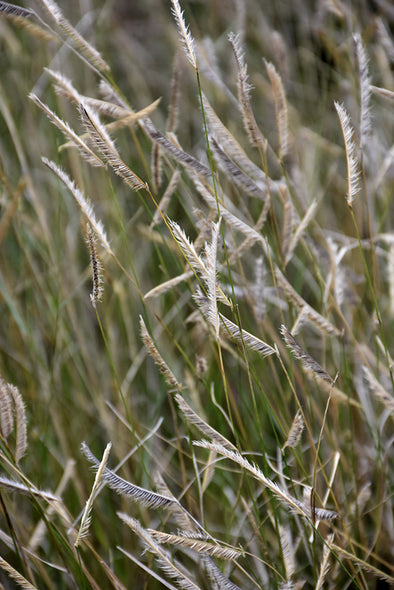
[193,440,338,522]
[139,316,181,393]
[79,104,147,191]
[86,224,104,308]
[39,0,109,73]
[334,101,360,206]
[353,33,372,149]
[0,556,38,590]
[282,409,304,450]
[81,442,175,509]
[170,0,197,70]
[148,529,243,561]
[175,393,237,451]
[117,513,202,590]
[75,441,112,547]
[264,60,290,159]
[42,158,112,254]
[29,93,104,168]
[280,325,333,383]
[228,32,266,149]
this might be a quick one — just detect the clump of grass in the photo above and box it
[0,0,393,588]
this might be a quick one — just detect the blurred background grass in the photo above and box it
[0,0,393,588]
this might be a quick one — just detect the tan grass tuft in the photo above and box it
[334,101,360,206]
[29,93,104,168]
[282,409,304,450]
[150,169,180,228]
[170,0,197,69]
[363,366,394,415]
[147,529,243,560]
[205,217,222,337]
[284,199,318,266]
[228,32,266,149]
[86,224,104,308]
[7,383,27,462]
[275,269,341,337]
[79,104,147,191]
[39,0,109,73]
[0,375,13,438]
[278,524,295,581]
[280,325,334,383]
[264,60,290,159]
[0,475,59,502]
[280,185,295,264]
[75,442,112,547]
[42,158,112,254]
[140,316,181,393]
[144,119,211,178]
[0,556,38,590]
[330,543,394,585]
[81,442,175,509]
[202,555,242,590]
[202,94,284,195]
[353,33,372,149]
[210,138,266,199]
[193,440,338,522]
[0,1,33,18]
[0,377,27,462]
[153,472,201,534]
[117,513,202,589]
[315,533,335,590]
[175,393,237,451]
[45,68,83,104]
